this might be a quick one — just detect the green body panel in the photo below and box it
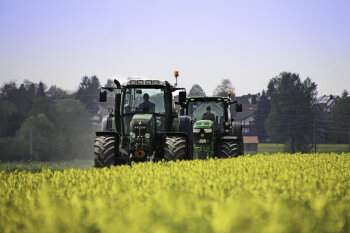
[230,124,235,135]
[193,120,213,129]
[111,117,116,131]
[129,114,153,144]
[193,120,214,159]
[131,114,153,121]
[193,144,213,159]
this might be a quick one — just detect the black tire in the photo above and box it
[164,137,187,161]
[220,141,239,158]
[94,136,116,167]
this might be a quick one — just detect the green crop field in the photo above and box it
[1,153,350,233]
[244,144,349,155]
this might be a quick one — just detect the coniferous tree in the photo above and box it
[188,84,206,97]
[105,79,115,87]
[253,90,270,142]
[76,76,101,115]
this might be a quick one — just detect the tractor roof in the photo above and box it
[186,96,231,102]
[122,79,172,87]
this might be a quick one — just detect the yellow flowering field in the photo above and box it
[1,153,350,233]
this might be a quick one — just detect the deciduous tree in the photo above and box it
[331,90,350,144]
[213,79,234,97]
[265,72,317,153]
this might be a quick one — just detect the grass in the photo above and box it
[245,143,349,155]
[0,160,93,173]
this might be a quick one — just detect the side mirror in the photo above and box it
[236,103,242,112]
[100,90,107,102]
[178,91,186,103]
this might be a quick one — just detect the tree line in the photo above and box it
[0,72,349,160]
[0,76,104,161]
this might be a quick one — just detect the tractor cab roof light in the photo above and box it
[145,80,152,84]
[137,80,144,84]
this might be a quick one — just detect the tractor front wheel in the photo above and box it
[220,141,240,158]
[164,137,187,161]
[94,136,116,167]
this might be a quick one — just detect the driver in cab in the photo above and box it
[202,106,215,122]
[138,93,155,112]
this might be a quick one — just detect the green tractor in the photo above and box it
[182,93,244,159]
[94,77,192,167]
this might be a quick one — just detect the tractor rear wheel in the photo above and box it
[94,136,116,167]
[220,141,239,158]
[164,137,187,161]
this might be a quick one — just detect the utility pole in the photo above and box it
[314,116,316,153]
[29,119,33,160]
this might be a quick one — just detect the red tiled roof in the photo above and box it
[244,136,259,144]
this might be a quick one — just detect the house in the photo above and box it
[232,94,260,136]
[234,104,257,135]
[316,95,339,113]
[236,93,260,105]
[314,95,340,143]
[243,136,259,151]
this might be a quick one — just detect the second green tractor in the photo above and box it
[181,93,244,159]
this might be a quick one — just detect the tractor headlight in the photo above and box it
[130,132,136,138]
[145,133,151,139]
[193,128,200,133]
[204,128,212,133]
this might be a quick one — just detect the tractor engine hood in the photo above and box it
[130,114,154,141]
[129,114,156,160]
[193,120,214,145]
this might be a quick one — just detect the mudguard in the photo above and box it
[232,124,242,137]
[179,116,192,134]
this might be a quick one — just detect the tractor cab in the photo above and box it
[121,80,173,136]
[183,94,244,159]
[187,97,231,132]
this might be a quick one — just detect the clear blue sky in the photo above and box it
[0,0,349,96]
